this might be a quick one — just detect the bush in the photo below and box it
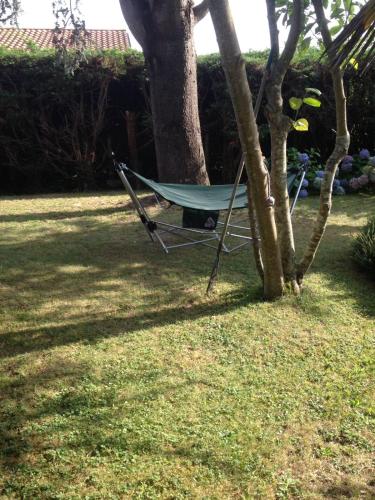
[352,216,375,278]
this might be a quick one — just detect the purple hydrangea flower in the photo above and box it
[298,189,308,198]
[343,155,353,163]
[358,174,369,187]
[316,170,325,178]
[298,152,310,164]
[333,179,341,189]
[359,149,370,160]
[302,179,309,188]
[340,179,349,189]
[349,177,360,190]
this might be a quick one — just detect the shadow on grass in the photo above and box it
[0,287,256,359]
[0,369,242,481]
[0,206,128,223]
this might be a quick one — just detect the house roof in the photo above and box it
[0,28,131,51]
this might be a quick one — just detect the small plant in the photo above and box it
[352,216,375,278]
[289,87,322,132]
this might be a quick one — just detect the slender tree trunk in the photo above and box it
[209,0,284,300]
[125,110,141,188]
[297,0,350,282]
[265,0,303,292]
[269,118,297,286]
[119,0,209,184]
[125,111,139,171]
[247,181,264,281]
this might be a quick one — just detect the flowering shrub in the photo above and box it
[337,150,375,194]
[287,147,375,197]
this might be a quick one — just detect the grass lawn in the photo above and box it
[0,192,374,499]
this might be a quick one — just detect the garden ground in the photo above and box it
[0,192,374,498]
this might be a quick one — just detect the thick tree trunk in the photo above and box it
[297,0,350,282]
[147,30,208,184]
[119,0,209,184]
[209,0,284,300]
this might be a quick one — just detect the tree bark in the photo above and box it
[119,0,209,184]
[247,181,264,281]
[209,0,284,300]
[297,0,350,282]
[265,0,303,291]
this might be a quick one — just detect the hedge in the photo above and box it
[0,47,374,194]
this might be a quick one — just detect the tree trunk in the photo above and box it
[209,0,284,300]
[119,0,209,184]
[147,31,208,184]
[297,0,350,282]
[125,110,141,188]
[268,117,297,286]
[265,0,303,292]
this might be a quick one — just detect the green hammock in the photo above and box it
[126,168,298,211]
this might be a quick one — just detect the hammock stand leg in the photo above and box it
[115,162,169,253]
[206,154,246,294]
[290,167,306,215]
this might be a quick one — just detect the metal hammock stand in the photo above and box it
[113,158,307,256]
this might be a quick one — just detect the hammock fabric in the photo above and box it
[126,167,298,211]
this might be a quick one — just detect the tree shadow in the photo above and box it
[0,288,254,359]
[0,208,262,359]
[0,362,244,482]
[0,206,126,223]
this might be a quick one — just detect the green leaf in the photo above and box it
[330,24,342,37]
[293,118,309,131]
[289,97,303,110]
[305,87,322,96]
[303,97,321,107]
[350,58,359,70]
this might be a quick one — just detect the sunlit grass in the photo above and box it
[0,192,374,498]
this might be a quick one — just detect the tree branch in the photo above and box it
[312,0,332,49]
[276,0,304,79]
[119,0,149,49]
[193,0,209,24]
[265,0,280,64]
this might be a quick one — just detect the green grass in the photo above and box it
[0,192,374,499]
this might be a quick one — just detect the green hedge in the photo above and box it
[0,47,374,193]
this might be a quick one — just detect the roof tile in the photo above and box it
[0,28,131,51]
